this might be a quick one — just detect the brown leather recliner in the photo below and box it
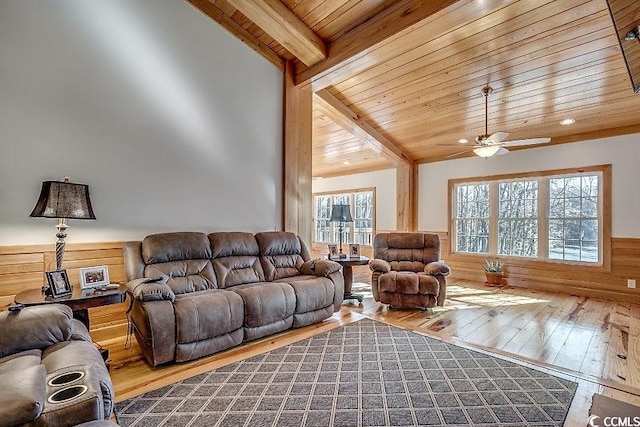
[0,304,114,426]
[370,233,450,309]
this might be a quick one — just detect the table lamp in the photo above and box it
[30,177,96,270]
[330,204,353,258]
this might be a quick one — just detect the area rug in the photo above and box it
[116,319,577,426]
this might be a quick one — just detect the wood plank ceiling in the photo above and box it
[189,0,640,178]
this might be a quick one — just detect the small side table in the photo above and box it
[15,285,126,330]
[330,256,369,303]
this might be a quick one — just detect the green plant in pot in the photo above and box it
[483,259,504,285]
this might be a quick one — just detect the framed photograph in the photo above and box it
[349,244,360,258]
[79,265,110,289]
[46,269,72,298]
[327,244,339,259]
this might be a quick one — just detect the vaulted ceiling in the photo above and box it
[188,0,640,178]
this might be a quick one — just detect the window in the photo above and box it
[498,180,538,258]
[450,166,609,265]
[313,189,375,245]
[314,195,331,243]
[548,175,599,262]
[455,184,489,254]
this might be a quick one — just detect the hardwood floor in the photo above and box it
[110,268,640,426]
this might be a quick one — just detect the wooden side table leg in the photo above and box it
[342,265,363,303]
[73,308,90,330]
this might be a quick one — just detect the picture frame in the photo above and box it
[327,244,339,259]
[349,243,360,258]
[46,269,72,298]
[79,265,110,289]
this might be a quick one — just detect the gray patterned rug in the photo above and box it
[116,319,577,426]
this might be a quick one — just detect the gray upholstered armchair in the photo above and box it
[370,232,450,309]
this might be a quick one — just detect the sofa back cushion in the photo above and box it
[209,232,265,288]
[374,233,441,272]
[256,232,308,281]
[0,305,72,358]
[141,232,216,294]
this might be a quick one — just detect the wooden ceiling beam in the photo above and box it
[295,0,512,90]
[314,89,412,166]
[186,0,285,69]
[225,0,326,67]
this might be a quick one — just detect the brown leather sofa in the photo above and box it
[370,232,450,309]
[0,304,115,427]
[123,231,344,366]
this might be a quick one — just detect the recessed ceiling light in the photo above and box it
[458,138,468,144]
[343,161,350,165]
[560,118,575,126]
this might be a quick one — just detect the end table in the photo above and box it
[15,285,126,330]
[330,255,369,303]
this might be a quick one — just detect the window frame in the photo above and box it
[312,187,376,247]
[447,165,611,271]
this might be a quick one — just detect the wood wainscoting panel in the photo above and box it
[0,241,139,366]
[439,232,640,303]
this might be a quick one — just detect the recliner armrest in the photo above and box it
[424,261,450,276]
[0,365,46,426]
[126,277,175,303]
[299,259,341,277]
[369,259,391,273]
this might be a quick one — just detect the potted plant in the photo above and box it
[483,259,504,285]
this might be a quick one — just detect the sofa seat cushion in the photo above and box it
[174,290,244,344]
[0,364,46,426]
[378,272,439,296]
[0,349,42,375]
[277,276,334,314]
[231,282,296,328]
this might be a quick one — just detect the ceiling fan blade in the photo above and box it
[503,137,551,147]
[496,147,509,155]
[444,149,475,159]
[485,131,509,144]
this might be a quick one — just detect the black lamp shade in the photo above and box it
[30,180,96,220]
[330,204,353,223]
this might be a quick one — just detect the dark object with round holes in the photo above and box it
[48,371,85,387]
[48,385,88,404]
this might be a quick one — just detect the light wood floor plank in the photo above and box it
[108,278,640,425]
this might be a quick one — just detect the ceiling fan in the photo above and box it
[446,86,551,158]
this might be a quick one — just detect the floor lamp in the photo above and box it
[330,204,353,258]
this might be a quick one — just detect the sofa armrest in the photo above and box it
[369,259,391,273]
[126,277,175,303]
[424,261,451,276]
[299,259,341,277]
[0,365,46,425]
[0,304,73,358]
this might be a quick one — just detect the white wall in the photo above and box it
[312,169,396,231]
[0,0,283,245]
[419,133,640,237]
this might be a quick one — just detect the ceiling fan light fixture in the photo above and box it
[560,118,575,126]
[473,145,501,158]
